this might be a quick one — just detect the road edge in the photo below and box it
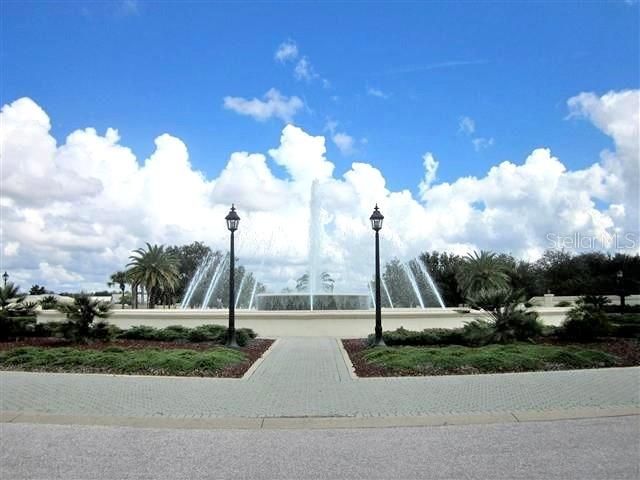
[2,406,637,430]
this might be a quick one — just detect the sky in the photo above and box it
[0,0,639,294]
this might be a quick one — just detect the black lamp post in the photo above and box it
[617,270,625,313]
[2,272,8,287]
[225,204,240,348]
[370,204,385,347]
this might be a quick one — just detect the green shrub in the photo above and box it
[367,327,466,347]
[116,324,257,346]
[469,288,543,343]
[0,283,38,340]
[187,324,226,342]
[0,346,246,376]
[540,324,561,337]
[154,325,190,342]
[31,322,62,337]
[461,319,495,346]
[611,323,640,338]
[56,294,112,342]
[362,343,619,374]
[39,295,59,310]
[0,313,37,340]
[233,328,256,347]
[614,313,640,324]
[491,309,543,343]
[561,296,611,342]
[118,325,158,340]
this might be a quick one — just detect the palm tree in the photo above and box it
[456,250,511,297]
[127,243,180,308]
[0,282,25,309]
[57,293,112,342]
[108,271,128,309]
[0,282,37,340]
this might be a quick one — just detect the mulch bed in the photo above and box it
[0,338,274,378]
[342,337,640,378]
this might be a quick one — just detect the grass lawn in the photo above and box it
[357,343,620,376]
[0,346,247,376]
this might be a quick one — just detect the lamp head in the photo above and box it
[369,204,384,231]
[225,204,240,232]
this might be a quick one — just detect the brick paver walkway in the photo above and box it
[1,338,638,418]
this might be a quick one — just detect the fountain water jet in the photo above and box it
[235,273,247,309]
[402,262,425,308]
[417,259,446,309]
[308,179,321,311]
[248,277,259,310]
[180,253,214,309]
[200,254,228,309]
[382,276,394,308]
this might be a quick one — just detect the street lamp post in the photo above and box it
[617,270,625,314]
[2,272,8,287]
[225,204,240,348]
[370,204,385,347]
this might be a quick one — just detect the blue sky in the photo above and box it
[2,0,638,192]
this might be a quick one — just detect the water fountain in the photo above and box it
[181,180,444,311]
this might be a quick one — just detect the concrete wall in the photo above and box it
[38,307,569,338]
[528,294,640,307]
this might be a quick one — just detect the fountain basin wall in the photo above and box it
[255,293,370,311]
[36,307,570,337]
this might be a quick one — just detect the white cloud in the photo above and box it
[324,121,355,155]
[472,137,495,151]
[567,89,639,237]
[275,40,329,86]
[223,88,304,122]
[458,116,475,135]
[38,262,84,284]
[460,116,494,151]
[418,153,439,198]
[1,90,637,294]
[3,241,20,257]
[274,40,298,63]
[367,87,389,99]
[294,57,317,81]
[119,0,139,16]
[332,133,355,155]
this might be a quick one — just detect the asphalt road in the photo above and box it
[1,416,639,480]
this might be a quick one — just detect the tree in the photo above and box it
[418,251,465,307]
[1,282,25,308]
[57,293,112,342]
[127,243,180,308]
[561,295,611,342]
[108,271,128,309]
[0,282,37,340]
[29,285,47,295]
[381,258,418,308]
[296,272,335,293]
[166,242,213,300]
[535,250,583,295]
[456,250,511,298]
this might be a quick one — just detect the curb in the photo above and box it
[241,338,280,380]
[335,338,358,380]
[2,406,637,431]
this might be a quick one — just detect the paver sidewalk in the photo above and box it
[1,337,638,419]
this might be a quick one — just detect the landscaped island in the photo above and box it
[0,324,273,377]
[343,293,639,377]
[0,286,272,377]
